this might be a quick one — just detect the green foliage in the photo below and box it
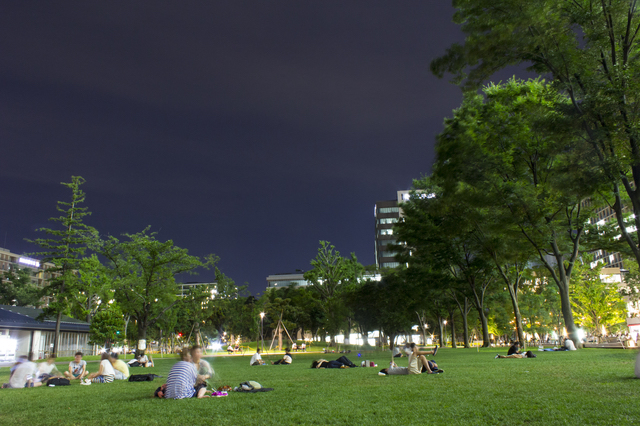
[432,0,640,270]
[71,254,116,322]
[0,265,42,307]
[89,306,126,347]
[571,258,627,333]
[27,176,96,355]
[94,227,217,350]
[304,241,365,340]
[430,79,605,347]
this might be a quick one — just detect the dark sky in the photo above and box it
[0,1,467,295]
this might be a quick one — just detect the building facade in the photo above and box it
[374,190,411,269]
[0,305,91,361]
[0,246,55,290]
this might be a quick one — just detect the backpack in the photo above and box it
[46,378,70,386]
[129,374,155,382]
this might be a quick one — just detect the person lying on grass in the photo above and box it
[271,348,292,365]
[379,343,441,375]
[250,348,266,366]
[495,350,535,359]
[163,348,209,399]
[190,345,214,385]
[311,356,356,369]
[64,352,88,381]
[109,353,130,380]
[83,352,116,384]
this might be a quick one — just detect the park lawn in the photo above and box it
[0,348,638,426]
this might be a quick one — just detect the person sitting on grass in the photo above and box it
[36,355,63,383]
[271,348,292,365]
[109,353,130,380]
[250,348,265,366]
[64,352,88,381]
[495,342,525,358]
[379,343,440,375]
[6,353,37,388]
[83,353,116,384]
[139,352,154,367]
[190,345,214,385]
[164,348,209,399]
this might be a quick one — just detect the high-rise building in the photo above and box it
[0,247,55,292]
[374,190,411,269]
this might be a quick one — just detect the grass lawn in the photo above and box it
[0,348,638,425]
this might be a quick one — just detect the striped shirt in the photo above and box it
[165,361,197,399]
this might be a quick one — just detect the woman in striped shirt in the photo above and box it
[164,349,209,399]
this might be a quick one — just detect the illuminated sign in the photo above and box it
[18,257,40,268]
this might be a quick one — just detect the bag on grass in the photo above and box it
[129,374,155,382]
[46,378,70,386]
[525,351,536,358]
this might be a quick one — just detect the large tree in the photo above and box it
[95,228,216,355]
[303,241,364,345]
[28,176,95,356]
[432,79,604,347]
[432,0,640,273]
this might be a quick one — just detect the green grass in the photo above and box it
[1,348,638,425]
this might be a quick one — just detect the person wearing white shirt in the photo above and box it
[9,357,37,388]
[250,348,265,366]
[271,348,292,365]
[83,353,116,384]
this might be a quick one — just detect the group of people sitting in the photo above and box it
[156,345,213,399]
[291,342,306,352]
[3,351,132,388]
[249,348,293,366]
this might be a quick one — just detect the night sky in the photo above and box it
[1,2,468,295]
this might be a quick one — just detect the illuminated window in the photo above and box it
[379,229,393,235]
[381,262,400,268]
[378,218,398,225]
[379,207,399,213]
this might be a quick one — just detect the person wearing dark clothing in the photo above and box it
[507,342,521,356]
[311,356,356,369]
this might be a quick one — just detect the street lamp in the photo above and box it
[443,320,448,347]
[259,312,265,353]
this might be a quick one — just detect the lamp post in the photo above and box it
[259,312,265,353]
[443,320,448,347]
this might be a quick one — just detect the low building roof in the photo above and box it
[0,305,90,332]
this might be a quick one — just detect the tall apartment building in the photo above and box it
[0,247,54,290]
[374,190,411,269]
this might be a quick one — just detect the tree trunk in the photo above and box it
[449,311,457,349]
[477,307,490,347]
[137,323,147,356]
[388,332,397,350]
[52,311,63,357]
[507,284,525,346]
[437,317,445,347]
[558,281,582,348]
[462,298,470,348]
